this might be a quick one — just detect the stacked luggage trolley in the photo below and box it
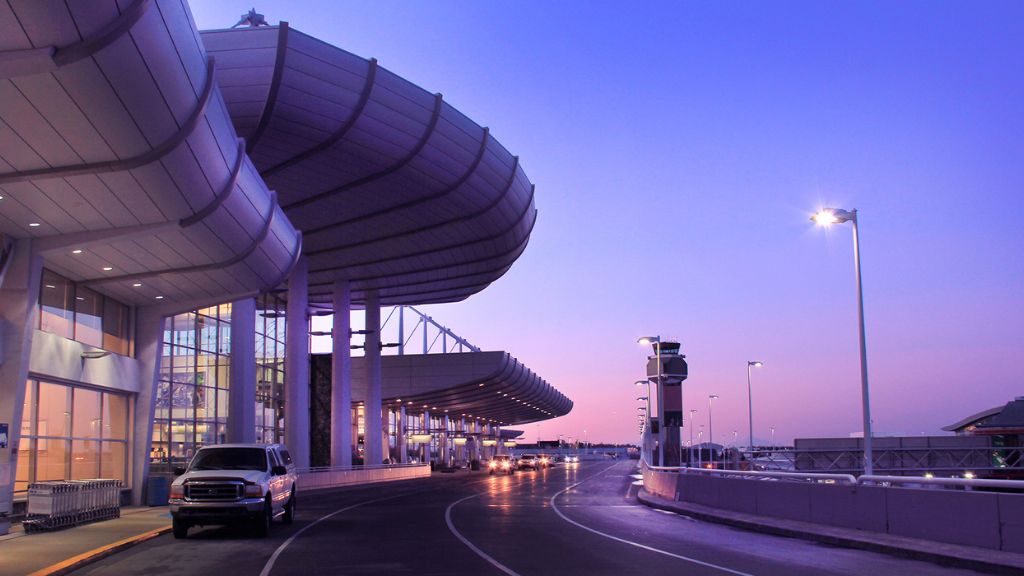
[24,479,122,533]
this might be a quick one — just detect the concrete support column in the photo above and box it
[441,415,450,467]
[332,281,352,467]
[227,298,256,444]
[0,241,41,523]
[130,306,165,506]
[496,425,502,455]
[285,257,310,468]
[363,290,383,465]
[422,410,430,464]
[397,405,407,463]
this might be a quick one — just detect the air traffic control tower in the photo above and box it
[646,341,688,466]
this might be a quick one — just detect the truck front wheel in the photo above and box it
[172,518,189,539]
[255,497,272,537]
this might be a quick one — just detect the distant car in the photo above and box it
[517,454,540,470]
[488,455,514,475]
[565,454,580,464]
[538,454,552,468]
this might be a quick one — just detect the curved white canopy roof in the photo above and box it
[202,24,537,307]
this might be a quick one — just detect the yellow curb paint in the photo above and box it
[27,525,172,576]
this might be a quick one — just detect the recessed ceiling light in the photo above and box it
[102,266,112,271]
[29,222,40,227]
[72,249,82,254]
[132,283,142,287]
[75,296,84,301]
[155,295,164,300]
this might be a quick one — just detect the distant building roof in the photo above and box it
[943,398,1024,434]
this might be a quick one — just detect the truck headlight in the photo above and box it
[244,484,264,498]
[489,461,497,468]
[169,484,184,499]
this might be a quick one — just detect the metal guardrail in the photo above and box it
[24,479,122,533]
[859,474,1024,490]
[643,458,1024,492]
[297,462,427,474]
[736,447,1024,476]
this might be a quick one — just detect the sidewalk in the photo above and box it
[0,507,172,576]
[637,490,1024,575]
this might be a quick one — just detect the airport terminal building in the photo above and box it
[0,1,571,518]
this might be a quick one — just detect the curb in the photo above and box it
[636,490,1024,575]
[27,525,173,576]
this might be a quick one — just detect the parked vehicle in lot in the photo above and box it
[168,443,297,539]
[488,455,515,475]
[517,454,541,470]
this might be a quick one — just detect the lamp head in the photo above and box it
[637,336,660,345]
[811,208,855,226]
[748,361,763,367]
[709,394,719,400]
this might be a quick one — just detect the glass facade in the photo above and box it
[38,269,131,355]
[256,294,287,444]
[16,380,130,493]
[150,296,287,473]
[152,305,231,474]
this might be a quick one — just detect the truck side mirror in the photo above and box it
[173,466,186,476]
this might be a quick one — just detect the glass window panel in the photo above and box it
[22,380,33,434]
[36,439,68,482]
[199,316,217,353]
[14,438,32,492]
[171,384,194,420]
[102,297,130,355]
[100,442,127,483]
[38,382,69,438]
[72,387,101,439]
[154,381,171,419]
[194,386,214,419]
[218,302,232,318]
[102,393,129,440]
[218,321,231,355]
[170,348,195,384]
[39,270,73,339]
[196,353,216,388]
[74,286,103,347]
[196,420,217,445]
[216,364,230,391]
[71,440,99,479]
[216,389,229,419]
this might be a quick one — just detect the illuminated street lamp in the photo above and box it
[635,380,652,423]
[638,336,663,465]
[747,360,763,450]
[811,207,873,475]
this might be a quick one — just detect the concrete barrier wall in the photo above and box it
[298,465,430,491]
[643,467,1023,551]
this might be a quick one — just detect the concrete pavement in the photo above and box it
[0,507,171,576]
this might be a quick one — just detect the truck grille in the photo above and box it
[185,481,243,501]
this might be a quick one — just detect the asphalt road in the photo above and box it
[74,460,984,575]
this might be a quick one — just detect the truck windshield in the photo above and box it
[189,448,268,471]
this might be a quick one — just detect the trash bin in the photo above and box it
[146,475,169,507]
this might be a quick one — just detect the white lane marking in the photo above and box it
[260,491,418,576]
[445,493,521,576]
[550,466,756,576]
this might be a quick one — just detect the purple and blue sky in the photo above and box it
[192,2,1023,445]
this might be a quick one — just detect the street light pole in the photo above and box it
[688,409,697,467]
[638,337,662,465]
[747,361,763,450]
[812,208,873,475]
[708,394,718,462]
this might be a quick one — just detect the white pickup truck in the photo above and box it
[168,443,297,539]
